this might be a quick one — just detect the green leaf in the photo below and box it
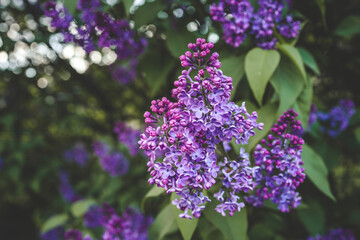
[63,0,77,15]
[355,127,360,143]
[297,47,320,75]
[221,55,245,99]
[166,28,199,58]
[278,44,306,83]
[140,48,176,96]
[334,15,360,37]
[122,0,133,16]
[204,200,247,240]
[240,101,278,153]
[292,76,313,130]
[315,0,326,27]
[41,214,68,233]
[302,144,336,201]
[141,185,165,212]
[134,1,166,28]
[148,204,178,240]
[170,193,198,240]
[245,48,280,106]
[270,55,305,115]
[297,199,325,235]
[70,199,96,218]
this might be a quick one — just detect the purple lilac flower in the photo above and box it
[307,228,355,240]
[210,0,254,47]
[111,61,137,85]
[102,208,153,240]
[93,141,110,158]
[277,15,301,38]
[308,103,317,129]
[245,109,306,212]
[64,143,89,166]
[84,205,102,228]
[317,100,356,137]
[59,172,82,203]
[100,152,129,176]
[114,121,141,156]
[41,226,65,240]
[44,1,146,84]
[64,230,92,240]
[210,0,301,49]
[139,39,263,218]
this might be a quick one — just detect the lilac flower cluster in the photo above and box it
[114,122,141,156]
[41,226,65,240]
[245,109,306,212]
[210,0,301,49]
[93,141,129,176]
[307,228,355,240]
[64,143,89,166]
[64,230,92,240]
[83,203,117,229]
[139,38,263,218]
[59,172,82,203]
[317,100,356,137]
[44,0,146,83]
[103,208,153,240]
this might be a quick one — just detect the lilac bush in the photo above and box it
[245,109,306,212]
[44,0,146,83]
[139,38,264,218]
[210,0,301,49]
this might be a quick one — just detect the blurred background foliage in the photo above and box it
[0,0,360,239]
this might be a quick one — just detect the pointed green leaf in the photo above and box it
[334,15,360,37]
[315,0,326,27]
[278,44,306,83]
[204,200,247,240]
[122,0,133,16]
[71,199,96,218]
[302,144,336,201]
[221,55,245,99]
[297,47,320,75]
[63,0,77,15]
[292,76,313,130]
[245,48,280,106]
[148,204,178,240]
[134,1,166,28]
[270,55,305,115]
[166,28,199,58]
[170,193,198,240]
[297,199,325,235]
[141,186,165,212]
[41,214,68,233]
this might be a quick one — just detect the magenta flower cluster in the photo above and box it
[307,228,355,240]
[139,38,264,218]
[245,109,306,212]
[44,0,146,84]
[114,122,141,156]
[64,143,89,166]
[93,141,129,176]
[210,0,301,49]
